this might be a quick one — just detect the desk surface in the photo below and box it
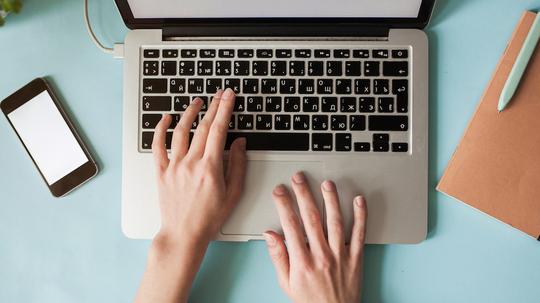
[1,0,539,302]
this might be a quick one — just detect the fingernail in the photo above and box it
[273,184,287,196]
[263,232,276,246]
[222,88,235,99]
[355,196,365,207]
[191,97,201,104]
[322,180,335,192]
[214,89,224,99]
[292,172,305,184]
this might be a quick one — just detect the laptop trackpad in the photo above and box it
[221,160,325,236]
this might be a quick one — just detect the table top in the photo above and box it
[1,0,539,302]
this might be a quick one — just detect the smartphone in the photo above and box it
[1,78,98,197]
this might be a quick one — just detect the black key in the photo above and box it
[169,114,181,129]
[353,49,369,58]
[314,49,331,58]
[161,61,176,76]
[246,96,263,112]
[354,142,370,152]
[308,61,324,76]
[197,61,213,75]
[234,96,245,112]
[336,133,352,151]
[142,114,162,129]
[299,79,315,94]
[284,97,301,112]
[234,61,250,76]
[349,115,366,131]
[181,49,197,58]
[333,49,350,58]
[359,97,376,113]
[252,61,269,76]
[271,61,287,76]
[257,49,273,58]
[378,97,394,112]
[187,79,204,94]
[216,61,232,76]
[206,78,223,93]
[143,79,167,93]
[142,96,171,111]
[392,49,408,58]
[317,79,333,94]
[275,115,291,130]
[312,133,332,151]
[368,115,408,131]
[364,61,380,76]
[219,49,235,58]
[289,61,305,76]
[256,114,273,130]
[280,79,296,94]
[141,131,173,150]
[331,115,347,131]
[392,142,409,152]
[225,132,309,151]
[238,114,254,129]
[265,96,282,112]
[373,133,389,141]
[393,79,409,113]
[374,79,389,95]
[143,61,159,76]
[197,97,209,111]
[179,61,195,75]
[261,79,278,94]
[302,97,319,112]
[170,78,186,93]
[191,115,200,129]
[276,49,292,58]
[373,49,389,58]
[200,49,216,58]
[243,79,259,94]
[311,115,328,130]
[383,61,408,77]
[295,49,311,58]
[354,79,371,94]
[163,49,178,58]
[326,61,342,76]
[340,97,356,112]
[229,115,236,129]
[174,96,190,111]
[345,61,362,76]
[293,115,310,130]
[224,78,241,94]
[321,97,338,112]
[143,49,159,58]
[336,79,352,94]
[238,49,254,58]
[373,141,389,152]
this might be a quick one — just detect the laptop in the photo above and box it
[116,0,434,243]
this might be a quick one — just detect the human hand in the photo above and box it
[152,88,247,243]
[264,172,367,303]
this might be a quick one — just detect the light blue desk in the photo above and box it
[1,0,539,302]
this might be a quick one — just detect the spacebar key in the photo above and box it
[225,132,309,151]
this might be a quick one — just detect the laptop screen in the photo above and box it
[126,0,423,19]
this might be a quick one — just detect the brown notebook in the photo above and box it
[437,11,540,240]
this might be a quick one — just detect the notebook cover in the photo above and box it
[437,11,540,240]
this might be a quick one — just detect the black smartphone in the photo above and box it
[1,78,98,197]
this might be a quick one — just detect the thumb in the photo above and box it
[263,231,290,292]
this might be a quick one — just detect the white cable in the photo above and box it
[84,0,114,54]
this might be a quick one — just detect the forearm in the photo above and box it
[135,232,209,303]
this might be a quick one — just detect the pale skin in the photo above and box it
[135,88,368,303]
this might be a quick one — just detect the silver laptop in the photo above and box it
[117,0,434,243]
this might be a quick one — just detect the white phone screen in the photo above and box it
[7,91,88,185]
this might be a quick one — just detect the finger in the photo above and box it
[290,172,328,258]
[263,231,290,292]
[225,138,247,207]
[170,97,203,163]
[321,180,345,255]
[204,88,235,160]
[350,196,368,260]
[272,184,309,262]
[151,114,171,172]
[188,90,224,158]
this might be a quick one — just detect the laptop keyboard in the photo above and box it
[139,46,410,153]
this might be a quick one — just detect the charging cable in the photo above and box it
[84,0,124,58]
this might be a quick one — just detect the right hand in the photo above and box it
[263,172,367,303]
